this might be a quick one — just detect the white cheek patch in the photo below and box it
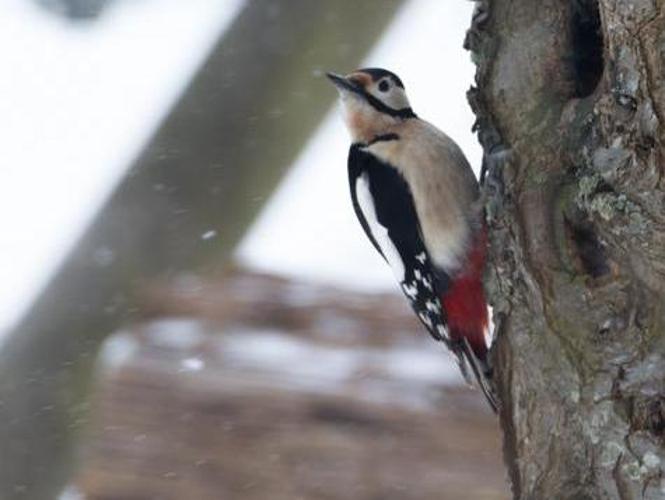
[355,173,405,281]
[366,85,410,111]
[385,88,410,111]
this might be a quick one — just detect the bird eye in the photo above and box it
[378,80,390,92]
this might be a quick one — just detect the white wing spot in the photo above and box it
[422,277,433,291]
[425,300,440,313]
[437,324,449,339]
[402,282,418,299]
[416,252,427,264]
[419,312,433,328]
[414,269,422,280]
[356,174,405,281]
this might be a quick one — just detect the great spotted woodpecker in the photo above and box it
[327,68,497,410]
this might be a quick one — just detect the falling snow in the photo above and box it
[201,230,217,240]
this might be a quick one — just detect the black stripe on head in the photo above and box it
[364,93,416,119]
[328,70,415,119]
[357,67,405,89]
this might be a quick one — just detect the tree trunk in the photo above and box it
[466,0,665,498]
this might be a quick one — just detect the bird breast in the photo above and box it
[363,120,480,273]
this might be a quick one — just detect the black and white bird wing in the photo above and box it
[347,144,497,410]
[348,143,450,345]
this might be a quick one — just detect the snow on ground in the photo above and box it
[99,317,465,411]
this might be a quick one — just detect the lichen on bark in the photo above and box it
[466,0,665,498]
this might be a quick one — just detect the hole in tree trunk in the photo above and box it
[570,0,604,97]
[564,217,610,279]
[631,397,665,437]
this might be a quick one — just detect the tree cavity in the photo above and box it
[570,0,604,98]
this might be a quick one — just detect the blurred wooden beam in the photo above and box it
[0,1,404,498]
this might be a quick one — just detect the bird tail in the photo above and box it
[454,338,498,413]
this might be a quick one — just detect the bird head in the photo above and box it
[327,68,415,143]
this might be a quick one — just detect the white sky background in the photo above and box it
[0,0,479,337]
[238,0,480,290]
[0,0,244,336]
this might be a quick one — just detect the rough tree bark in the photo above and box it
[466,0,665,498]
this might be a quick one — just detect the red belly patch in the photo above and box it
[441,230,489,359]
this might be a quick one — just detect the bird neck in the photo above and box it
[343,101,403,145]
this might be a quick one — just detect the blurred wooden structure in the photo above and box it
[76,270,508,499]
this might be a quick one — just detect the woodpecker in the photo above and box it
[327,68,497,410]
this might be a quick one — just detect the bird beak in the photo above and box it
[326,72,361,94]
